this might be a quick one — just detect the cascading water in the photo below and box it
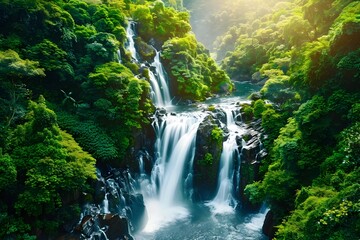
[117,49,122,64]
[102,193,109,214]
[207,107,244,214]
[140,112,205,232]
[148,51,172,107]
[125,20,171,107]
[122,20,267,239]
[209,137,238,213]
[156,113,204,205]
[136,103,268,239]
[74,18,268,240]
[125,21,139,62]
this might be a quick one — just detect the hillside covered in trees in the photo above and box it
[0,0,231,238]
[210,0,359,239]
[0,0,359,239]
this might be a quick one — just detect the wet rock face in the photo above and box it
[72,168,148,239]
[76,213,134,240]
[238,119,267,210]
[192,114,225,201]
[135,37,156,62]
[262,210,275,239]
[126,122,155,173]
[124,193,148,232]
[94,170,107,204]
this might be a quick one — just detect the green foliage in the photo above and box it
[207,105,216,112]
[162,34,232,100]
[26,40,73,77]
[0,50,45,78]
[211,126,223,144]
[0,50,45,126]
[0,96,96,237]
[85,33,120,66]
[199,153,213,166]
[0,208,35,240]
[132,1,191,43]
[328,2,360,55]
[261,108,284,144]
[244,181,265,204]
[222,40,268,80]
[240,104,254,122]
[253,99,266,119]
[262,168,299,213]
[319,200,359,226]
[85,62,153,127]
[56,111,119,162]
[274,122,360,239]
[348,103,360,122]
[0,152,17,191]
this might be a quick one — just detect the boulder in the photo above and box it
[262,210,275,239]
[208,107,226,124]
[193,115,224,201]
[99,214,134,240]
[135,37,156,62]
[238,126,265,210]
[124,193,148,232]
[76,214,134,240]
[93,170,106,204]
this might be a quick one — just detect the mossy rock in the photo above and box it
[193,115,224,201]
[135,37,156,62]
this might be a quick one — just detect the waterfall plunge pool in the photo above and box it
[135,202,268,240]
[133,81,267,240]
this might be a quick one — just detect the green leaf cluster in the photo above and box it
[132,0,191,43]
[0,97,96,238]
[232,2,360,238]
[162,34,233,100]
[0,0,231,237]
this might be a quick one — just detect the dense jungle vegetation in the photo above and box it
[208,0,359,239]
[0,0,231,238]
[0,0,359,239]
[165,3,360,238]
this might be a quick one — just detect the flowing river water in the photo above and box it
[124,21,267,240]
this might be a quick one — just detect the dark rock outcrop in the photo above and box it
[90,169,107,204]
[124,193,148,232]
[192,114,225,201]
[238,119,267,210]
[135,37,156,62]
[74,168,148,239]
[262,210,275,239]
[76,213,134,240]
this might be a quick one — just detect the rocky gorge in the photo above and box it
[62,18,269,240]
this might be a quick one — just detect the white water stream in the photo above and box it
[123,21,267,239]
[149,51,172,107]
[126,21,139,62]
[141,112,205,232]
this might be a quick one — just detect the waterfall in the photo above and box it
[125,20,171,107]
[152,112,204,204]
[125,21,138,62]
[207,107,243,213]
[138,154,145,175]
[121,16,267,238]
[117,49,122,63]
[140,112,204,232]
[149,51,172,107]
[210,137,237,212]
[102,193,109,214]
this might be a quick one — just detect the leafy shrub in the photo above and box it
[56,111,119,162]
